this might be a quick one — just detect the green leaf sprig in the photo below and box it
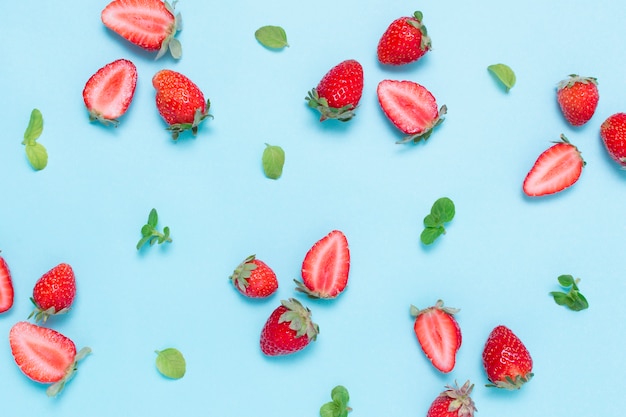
[549,275,589,311]
[155,348,186,379]
[255,25,289,49]
[136,208,172,250]
[320,385,352,417]
[22,108,48,171]
[488,63,516,92]
[262,143,285,179]
[421,197,455,245]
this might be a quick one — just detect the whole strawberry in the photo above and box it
[10,321,91,397]
[426,381,476,417]
[260,298,319,356]
[482,325,533,389]
[29,263,76,323]
[229,254,278,298]
[556,74,599,126]
[600,112,626,167]
[101,0,182,59]
[306,59,364,122]
[152,69,212,140]
[377,11,431,66]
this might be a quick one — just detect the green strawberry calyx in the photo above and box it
[442,380,477,417]
[167,99,213,140]
[279,298,319,341]
[156,0,183,60]
[407,11,431,52]
[397,104,447,144]
[305,89,357,122]
[557,74,598,90]
[46,347,92,397]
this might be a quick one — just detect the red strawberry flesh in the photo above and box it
[412,300,461,373]
[83,59,137,125]
[0,255,14,313]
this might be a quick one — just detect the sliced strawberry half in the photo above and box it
[83,59,137,126]
[523,134,585,197]
[294,230,350,299]
[9,321,91,397]
[0,254,14,313]
[377,79,446,144]
[411,300,461,373]
[101,0,182,59]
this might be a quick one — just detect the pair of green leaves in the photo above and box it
[136,208,172,250]
[320,385,352,417]
[155,348,186,379]
[421,197,455,245]
[255,25,289,49]
[488,63,516,92]
[550,275,589,311]
[262,143,285,179]
[22,109,48,171]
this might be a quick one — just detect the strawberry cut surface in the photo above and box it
[523,135,585,197]
[295,230,350,299]
[0,255,14,313]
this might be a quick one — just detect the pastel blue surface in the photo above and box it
[2,0,625,415]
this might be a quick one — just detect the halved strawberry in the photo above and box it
[411,300,461,373]
[0,254,14,313]
[83,59,137,126]
[101,0,182,60]
[523,134,585,197]
[294,230,350,299]
[377,79,446,143]
[9,321,91,397]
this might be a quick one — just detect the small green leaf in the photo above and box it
[137,208,172,250]
[320,385,351,417]
[320,402,340,417]
[423,213,440,228]
[136,235,152,250]
[550,276,589,311]
[255,25,289,49]
[549,291,570,306]
[141,224,154,236]
[22,108,44,145]
[488,63,516,92]
[155,348,186,379]
[557,274,575,287]
[331,385,350,405]
[148,208,158,227]
[25,143,48,171]
[421,226,444,245]
[262,143,285,179]
[431,197,455,223]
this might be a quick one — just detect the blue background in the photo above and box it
[2,0,625,415]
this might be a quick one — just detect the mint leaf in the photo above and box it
[137,208,172,250]
[23,108,44,145]
[25,143,48,171]
[421,197,455,245]
[550,275,588,311]
[155,348,186,379]
[488,63,516,92]
[262,143,285,179]
[320,385,351,417]
[255,25,289,49]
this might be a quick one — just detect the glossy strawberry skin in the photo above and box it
[426,381,476,417]
[230,255,278,298]
[306,60,364,122]
[152,69,211,139]
[482,325,533,389]
[0,255,14,313]
[556,75,598,126]
[83,59,137,126]
[600,112,626,167]
[522,135,585,197]
[30,263,76,322]
[260,298,319,356]
[295,230,350,299]
[377,11,431,66]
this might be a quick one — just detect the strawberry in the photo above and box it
[101,0,182,59]
[600,112,626,168]
[294,230,350,299]
[260,298,319,356]
[305,59,364,122]
[0,253,14,313]
[9,321,91,397]
[426,381,477,417]
[410,300,461,373]
[229,254,278,298]
[83,58,137,126]
[482,325,533,390]
[377,79,446,143]
[152,69,212,140]
[29,263,76,323]
[377,11,431,66]
[522,134,585,196]
[556,74,599,126]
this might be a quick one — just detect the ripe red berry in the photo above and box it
[377,11,431,66]
[482,325,533,389]
[29,263,76,323]
[600,112,626,168]
[556,75,599,126]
